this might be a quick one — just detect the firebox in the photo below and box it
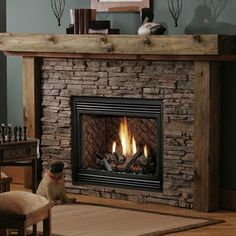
[72,97,163,191]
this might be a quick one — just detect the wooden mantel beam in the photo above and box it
[0,33,236,56]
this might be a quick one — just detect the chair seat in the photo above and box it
[0,191,54,236]
[0,191,50,215]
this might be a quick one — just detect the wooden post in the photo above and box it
[23,57,41,138]
[22,57,41,188]
[194,61,221,211]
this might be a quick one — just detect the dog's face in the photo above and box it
[48,161,64,174]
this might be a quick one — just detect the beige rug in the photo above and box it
[37,204,222,236]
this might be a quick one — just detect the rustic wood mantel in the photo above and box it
[1,33,235,212]
[0,33,236,60]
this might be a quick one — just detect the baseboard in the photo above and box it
[220,188,236,210]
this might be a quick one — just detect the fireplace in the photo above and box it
[0,33,228,211]
[40,58,196,209]
[72,97,163,190]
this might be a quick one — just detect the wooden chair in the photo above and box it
[0,177,12,193]
[0,191,54,236]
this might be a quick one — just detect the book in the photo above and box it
[79,9,85,34]
[88,28,109,35]
[70,9,75,25]
[88,28,120,35]
[66,24,74,34]
[84,9,96,34]
[89,20,111,30]
[74,9,79,34]
[71,8,97,35]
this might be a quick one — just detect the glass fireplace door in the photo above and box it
[72,97,163,190]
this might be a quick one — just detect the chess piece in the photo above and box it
[7,124,12,142]
[14,126,18,142]
[18,126,22,141]
[1,124,6,143]
[23,126,27,141]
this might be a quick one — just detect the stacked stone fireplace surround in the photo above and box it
[40,58,195,208]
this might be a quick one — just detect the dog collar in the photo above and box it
[46,171,63,183]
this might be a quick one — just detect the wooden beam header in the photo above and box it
[0,33,235,57]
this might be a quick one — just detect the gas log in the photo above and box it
[95,150,155,175]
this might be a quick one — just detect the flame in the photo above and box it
[112,141,116,153]
[144,145,148,158]
[132,136,137,155]
[119,117,136,157]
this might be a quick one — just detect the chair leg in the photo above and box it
[32,224,37,236]
[43,211,51,236]
[0,229,8,236]
[18,227,26,236]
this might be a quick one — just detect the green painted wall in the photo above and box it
[4,0,236,190]
[0,0,6,124]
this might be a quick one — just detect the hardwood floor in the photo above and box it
[12,184,236,235]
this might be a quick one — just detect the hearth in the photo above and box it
[72,97,163,190]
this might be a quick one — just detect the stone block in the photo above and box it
[176,80,194,90]
[100,192,111,199]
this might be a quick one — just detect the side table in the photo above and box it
[0,139,39,193]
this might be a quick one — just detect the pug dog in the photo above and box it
[36,161,76,204]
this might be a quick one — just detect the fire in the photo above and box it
[144,145,148,158]
[112,141,116,153]
[112,117,150,158]
[132,136,137,155]
[118,117,137,157]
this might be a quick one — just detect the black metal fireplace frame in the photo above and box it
[71,96,163,191]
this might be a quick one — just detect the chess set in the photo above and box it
[0,124,38,193]
[0,124,27,143]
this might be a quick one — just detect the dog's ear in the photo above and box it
[59,162,65,169]
[56,161,64,170]
[57,161,65,173]
[48,161,56,173]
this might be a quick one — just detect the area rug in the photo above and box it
[37,203,223,236]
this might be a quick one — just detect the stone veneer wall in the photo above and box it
[41,58,195,208]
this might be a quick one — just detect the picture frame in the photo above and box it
[91,0,150,12]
